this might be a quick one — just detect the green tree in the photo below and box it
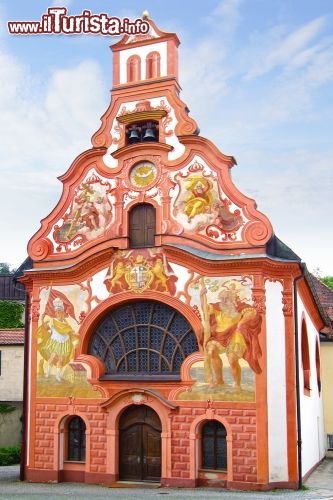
[0,263,12,274]
[312,268,333,290]
[0,301,24,328]
[322,276,333,290]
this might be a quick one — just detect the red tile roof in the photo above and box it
[0,329,25,345]
[310,276,333,337]
[69,363,87,372]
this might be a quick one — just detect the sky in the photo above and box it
[0,0,332,275]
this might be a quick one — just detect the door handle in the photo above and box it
[137,456,141,464]
[143,456,147,464]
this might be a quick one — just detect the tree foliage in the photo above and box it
[0,300,24,328]
[322,276,333,290]
[0,445,21,465]
[312,268,333,290]
[0,263,12,275]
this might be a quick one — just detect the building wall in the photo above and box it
[0,402,23,447]
[0,345,24,400]
[320,341,333,456]
[265,280,288,482]
[28,399,259,487]
[296,292,326,476]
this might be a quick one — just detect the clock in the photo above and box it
[130,161,157,188]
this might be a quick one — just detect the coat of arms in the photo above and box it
[104,249,177,295]
[125,255,154,292]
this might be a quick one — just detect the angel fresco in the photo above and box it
[53,174,113,248]
[183,176,213,222]
[173,165,244,240]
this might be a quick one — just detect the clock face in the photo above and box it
[130,161,157,188]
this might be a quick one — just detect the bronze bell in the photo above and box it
[128,128,140,143]
[143,127,156,141]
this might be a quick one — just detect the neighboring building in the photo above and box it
[0,274,26,447]
[20,17,326,490]
[310,276,333,457]
[0,328,25,447]
[0,274,26,303]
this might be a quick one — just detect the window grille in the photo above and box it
[89,300,198,378]
[202,420,227,471]
[67,416,86,462]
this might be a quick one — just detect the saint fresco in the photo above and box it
[178,276,262,402]
[36,285,100,398]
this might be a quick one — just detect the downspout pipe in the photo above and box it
[293,265,305,489]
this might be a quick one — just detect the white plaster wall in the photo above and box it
[90,268,110,306]
[0,345,24,400]
[296,292,326,475]
[119,41,168,83]
[265,280,288,482]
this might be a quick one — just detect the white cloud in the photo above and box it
[50,0,72,8]
[0,40,107,171]
[244,16,327,80]
[205,0,243,37]
[0,34,107,267]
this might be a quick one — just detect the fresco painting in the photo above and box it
[104,248,178,295]
[53,172,114,250]
[173,161,244,239]
[36,285,100,398]
[178,276,262,402]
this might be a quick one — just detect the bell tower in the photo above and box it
[91,12,198,159]
[111,11,180,87]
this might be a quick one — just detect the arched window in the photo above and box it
[301,319,311,395]
[89,300,198,379]
[67,416,86,461]
[127,55,141,82]
[202,420,227,470]
[129,203,156,248]
[146,51,160,79]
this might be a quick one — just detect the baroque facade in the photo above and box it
[21,17,326,489]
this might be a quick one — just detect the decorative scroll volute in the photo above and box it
[282,290,293,317]
[251,275,266,314]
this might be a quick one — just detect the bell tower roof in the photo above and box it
[110,16,180,88]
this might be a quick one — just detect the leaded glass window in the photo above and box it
[202,420,227,470]
[89,300,198,378]
[67,416,86,462]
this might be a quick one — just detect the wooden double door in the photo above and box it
[119,405,161,482]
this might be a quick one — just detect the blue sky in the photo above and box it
[1,0,332,275]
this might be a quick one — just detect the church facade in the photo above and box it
[21,17,326,490]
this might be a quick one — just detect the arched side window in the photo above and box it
[315,339,321,394]
[301,319,311,395]
[146,51,160,79]
[67,416,86,462]
[129,203,156,248]
[127,55,141,82]
[202,420,227,470]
